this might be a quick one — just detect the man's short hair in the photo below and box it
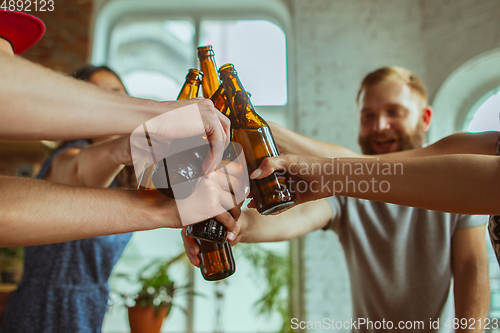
[356,66,428,106]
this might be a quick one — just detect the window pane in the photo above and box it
[108,20,195,100]
[123,71,180,101]
[467,91,500,132]
[200,20,287,106]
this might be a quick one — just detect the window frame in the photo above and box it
[92,0,296,126]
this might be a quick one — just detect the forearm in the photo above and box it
[76,136,132,188]
[240,200,332,243]
[0,176,179,246]
[381,132,499,159]
[269,122,360,157]
[0,53,168,140]
[328,154,500,215]
[452,226,490,332]
[454,269,490,332]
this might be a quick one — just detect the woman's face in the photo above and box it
[88,71,127,95]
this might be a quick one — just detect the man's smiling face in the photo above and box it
[357,79,430,155]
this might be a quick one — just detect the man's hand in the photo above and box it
[249,154,333,208]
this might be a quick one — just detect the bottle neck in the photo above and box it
[177,80,200,100]
[220,72,265,129]
[199,57,220,98]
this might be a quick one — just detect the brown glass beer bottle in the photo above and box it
[198,45,220,98]
[177,68,203,100]
[219,63,295,214]
[194,239,235,281]
[136,69,226,242]
[172,69,229,242]
[138,68,203,191]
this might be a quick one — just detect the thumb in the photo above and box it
[250,155,297,179]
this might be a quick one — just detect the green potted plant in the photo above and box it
[236,244,293,333]
[112,252,196,333]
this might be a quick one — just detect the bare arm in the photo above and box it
[270,121,499,159]
[183,199,333,266]
[0,176,180,246]
[386,131,499,158]
[253,153,500,215]
[48,136,132,188]
[238,199,333,243]
[0,164,243,246]
[0,53,160,140]
[269,122,361,157]
[452,225,490,332]
[0,53,230,160]
[330,154,500,215]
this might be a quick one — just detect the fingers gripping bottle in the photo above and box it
[219,63,295,214]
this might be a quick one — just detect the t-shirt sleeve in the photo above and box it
[456,214,488,229]
[322,196,345,233]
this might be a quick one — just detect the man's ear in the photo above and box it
[421,106,433,132]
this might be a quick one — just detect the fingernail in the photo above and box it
[244,186,250,194]
[227,231,236,241]
[250,169,262,179]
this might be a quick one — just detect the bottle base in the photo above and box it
[259,199,296,215]
[185,231,226,243]
[202,269,235,281]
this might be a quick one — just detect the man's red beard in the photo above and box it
[358,122,425,155]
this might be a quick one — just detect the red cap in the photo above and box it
[0,10,45,54]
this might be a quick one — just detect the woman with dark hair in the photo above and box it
[2,65,137,333]
[72,65,129,94]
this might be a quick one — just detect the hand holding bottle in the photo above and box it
[249,154,334,208]
[130,98,230,175]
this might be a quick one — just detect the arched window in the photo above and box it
[462,91,500,319]
[434,48,500,321]
[429,48,500,143]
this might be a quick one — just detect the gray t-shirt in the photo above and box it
[324,196,486,332]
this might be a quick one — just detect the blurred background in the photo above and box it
[2,0,500,332]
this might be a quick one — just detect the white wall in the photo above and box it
[290,0,500,325]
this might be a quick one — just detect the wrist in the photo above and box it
[136,190,182,229]
[110,136,133,166]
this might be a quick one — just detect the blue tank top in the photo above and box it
[1,140,132,333]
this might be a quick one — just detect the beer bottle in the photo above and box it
[194,239,235,281]
[198,45,220,98]
[219,63,296,214]
[148,69,228,243]
[138,68,204,191]
[177,68,203,100]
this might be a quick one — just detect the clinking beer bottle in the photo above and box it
[198,45,220,98]
[194,238,235,281]
[177,68,203,100]
[151,68,228,243]
[219,63,296,214]
[136,69,226,242]
[138,68,206,196]
[184,46,236,281]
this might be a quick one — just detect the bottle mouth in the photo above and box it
[197,45,215,58]
[218,63,236,78]
[186,68,203,81]
[187,68,203,76]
